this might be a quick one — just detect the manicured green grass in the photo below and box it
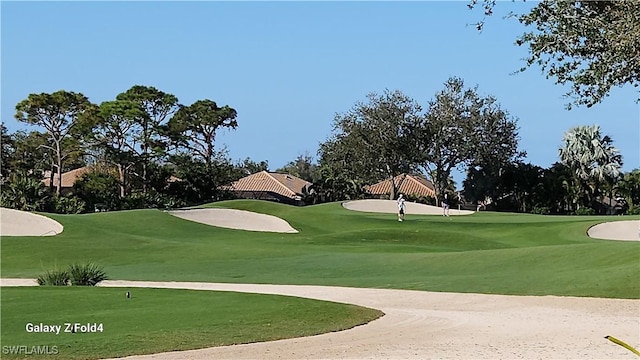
[0,286,382,360]
[1,200,639,298]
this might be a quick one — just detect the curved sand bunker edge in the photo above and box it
[168,208,298,233]
[0,207,64,236]
[587,220,640,241]
[342,199,475,215]
[2,278,637,360]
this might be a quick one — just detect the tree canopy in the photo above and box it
[417,77,523,203]
[469,0,640,109]
[559,124,623,210]
[14,90,94,194]
[167,99,238,169]
[319,89,423,199]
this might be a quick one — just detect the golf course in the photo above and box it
[1,200,639,359]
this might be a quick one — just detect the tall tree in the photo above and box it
[558,125,623,210]
[116,85,179,192]
[14,91,94,195]
[4,130,52,181]
[93,100,146,197]
[469,0,640,109]
[417,77,522,204]
[319,89,423,199]
[167,99,238,171]
[616,169,640,214]
[0,124,15,181]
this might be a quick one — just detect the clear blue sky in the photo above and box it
[2,1,638,186]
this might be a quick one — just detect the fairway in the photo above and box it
[1,200,639,359]
[2,200,638,298]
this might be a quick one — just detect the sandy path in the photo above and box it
[2,278,638,359]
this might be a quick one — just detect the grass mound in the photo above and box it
[1,286,383,360]
[3,200,639,298]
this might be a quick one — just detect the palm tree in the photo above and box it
[558,125,623,212]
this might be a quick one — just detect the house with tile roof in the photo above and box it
[365,173,436,200]
[225,171,312,205]
[42,166,94,194]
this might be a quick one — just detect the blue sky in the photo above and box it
[2,1,638,186]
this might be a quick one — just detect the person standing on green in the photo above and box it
[397,194,406,222]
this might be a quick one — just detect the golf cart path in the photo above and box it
[2,279,638,359]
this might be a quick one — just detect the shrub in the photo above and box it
[52,195,86,214]
[68,262,108,286]
[73,171,121,211]
[37,262,107,286]
[122,190,185,210]
[37,269,70,286]
[575,207,596,216]
[531,206,551,215]
[627,206,640,215]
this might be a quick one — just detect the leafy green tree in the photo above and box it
[235,157,269,176]
[1,130,54,201]
[517,1,639,108]
[93,100,147,197]
[14,91,94,195]
[0,171,51,211]
[559,125,623,211]
[116,85,179,192]
[464,162,542,213]
[276,152,319,183]
[535,162,575,214]
[616,169,640,214]
[169,152,238,205]
[311,167,367,203]
[418,77,522,204]
[469,0,640,108]
[1,124,16,181]
[73,170,121,212]
[319,89,423,199]
[167,99,238,171]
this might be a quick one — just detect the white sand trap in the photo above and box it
[587,220,640,241]
[168,208,298,233]
[2,278,638,359]
[343,199,474,215]
[0,207,63,236]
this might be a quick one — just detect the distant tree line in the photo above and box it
[2,80,638,215]
[1,85,258,213]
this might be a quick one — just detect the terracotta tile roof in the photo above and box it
[365,174,435,198]
[42,166,93,188]
[227,171,312,200]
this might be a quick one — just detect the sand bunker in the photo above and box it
[587,220,640,241]
[343,199,474,215]
[168,208,298,233]
[0,279,624,360]
[0,208,63,236]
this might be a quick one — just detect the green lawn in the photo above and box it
[2,200,639,298]
[0,287,382,360]
[2,200,639,358]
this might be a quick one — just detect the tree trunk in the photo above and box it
[118,164,126,198]
[55,142,62,196]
